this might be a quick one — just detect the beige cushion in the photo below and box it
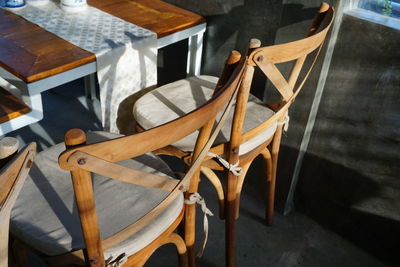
[11,131,183,259]
[133,75,277,155]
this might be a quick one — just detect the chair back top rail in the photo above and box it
[58,59,245,169]
[240,4,334,143]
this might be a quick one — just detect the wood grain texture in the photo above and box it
[0,9,95,83]
[0,87,30,124]
[88,0,205,38]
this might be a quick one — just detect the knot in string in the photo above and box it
[105,253,127,267]
[277,113,290,132]
[184,192,214,257]
[207,152,242,176]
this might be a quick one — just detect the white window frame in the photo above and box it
[345,0,400,30]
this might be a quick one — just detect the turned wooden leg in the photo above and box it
[233,162,252,219]
[265,126,283,226]
[225,200,237,267]
[225,171,238,267]
[167,233,188,267]
[266,170,277,226]
[261,148,274,225]
[184,202,196,267]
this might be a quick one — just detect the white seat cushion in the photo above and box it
[133,75,277,155]
[11,131,183,259]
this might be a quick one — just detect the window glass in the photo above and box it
[359,0,400,18]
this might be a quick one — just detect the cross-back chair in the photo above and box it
[132,3,334,267]
[0,137,35,267]
[9,52,245,267]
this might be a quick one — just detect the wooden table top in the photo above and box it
[0,9,95,83]
[0,0,205,83]
[89,0,205,39]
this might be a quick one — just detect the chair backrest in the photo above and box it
[228,3,335,160]
[0,138,35,267]
[57,55,246,266]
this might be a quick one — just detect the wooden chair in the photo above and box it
[9,52,245,267]
[132,3,334,266]
[0,137,35,267]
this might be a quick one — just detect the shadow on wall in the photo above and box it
[296,151,400,266]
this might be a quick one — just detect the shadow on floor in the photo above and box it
[297,151,400,266]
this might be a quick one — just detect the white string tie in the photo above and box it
[277,113,290,132]
[184,192,214,257]
[105,253,127,267]
[207,152,242,176]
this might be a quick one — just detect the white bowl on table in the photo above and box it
[3,0,27,10]
[60,0,87,13]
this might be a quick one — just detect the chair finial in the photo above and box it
[249,38,261,49]
[247,39,261,57]
[0,137,19,159]
[64,129,86,146]
[227,50,241,65]
[319,2,330,13]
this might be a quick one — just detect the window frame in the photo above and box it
[345,0,400,30]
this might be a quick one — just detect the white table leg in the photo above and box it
[186,30,204,76]
[84,73,97,100]
[0,94,43,136]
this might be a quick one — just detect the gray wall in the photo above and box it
[165,0,283,99]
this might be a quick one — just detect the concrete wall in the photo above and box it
[270,2,400,265]
[165,0,283,99]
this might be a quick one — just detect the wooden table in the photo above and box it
[0,0,206,135]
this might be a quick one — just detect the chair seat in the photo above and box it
[133,75,277,155]
[11,131,184,259]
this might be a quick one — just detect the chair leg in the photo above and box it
[234,162,252,219]
[261,148,274,226]
[168,233,188,267]
[264,126,283,226]
[184,202,196,267]
[225,200,237,267]
[225,171,238,267]
[266,169,277,226]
